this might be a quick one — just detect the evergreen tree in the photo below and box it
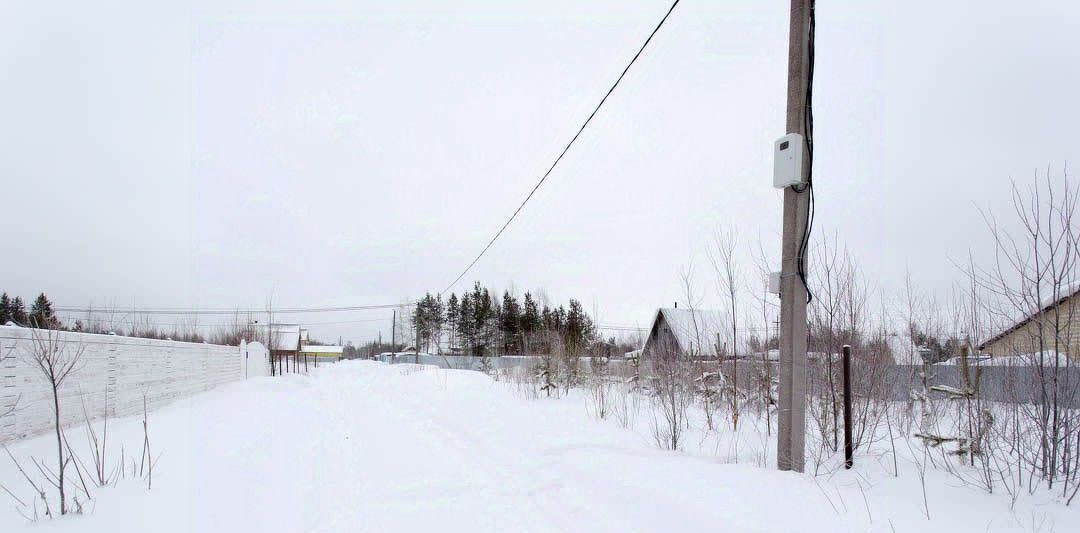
[10,296,28,326]
[446,293,459,350]
[500,291,521,353]
[565,299,594,356]
[30,293,60,329]
[540,305,554,353]
[458,291,474,354]
[412,284,598,358]
[411,299,425,350]
[541,305,554,330]
[411,293,446,353]
[490,298,502,356]
[554,305,567,333]
[472,284,492,355]
[521,292,539,354]
[432,294,445,353]
[0,292,11,325]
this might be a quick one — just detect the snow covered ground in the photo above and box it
[1,361,1076,532]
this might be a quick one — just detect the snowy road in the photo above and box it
[2,361,1066,532]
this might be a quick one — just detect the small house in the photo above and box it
[642,308,726,359]
[977,284,1080,361]
[301,345,344,365]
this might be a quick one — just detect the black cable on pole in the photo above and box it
[796,0,816,304]
[440,0,682,296]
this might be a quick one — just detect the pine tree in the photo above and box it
[0,292,11,325]
[521,292,539,354]
[411,298,425,350]
[10,296,28,326]
[411,293,446,353]
[554,305,567,334]
[565,299,594,355]
[500,291,521,354]
[431,294,445,353]
[491,298,502,356]
[30,293,59,329]
[540,305,554,353]
[446,293,459,351]
[458,292,474,355]
[473,285,492,356]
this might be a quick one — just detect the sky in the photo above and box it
[1,0,1078,344]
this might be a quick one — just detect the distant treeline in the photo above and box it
[410,282,633,357]
[1,292,59,329]
[0,291,246,345]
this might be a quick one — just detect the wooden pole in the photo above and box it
[843,344,853,469]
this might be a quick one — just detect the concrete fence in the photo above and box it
[0,325,265,444]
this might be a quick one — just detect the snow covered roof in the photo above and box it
[300,345,344,354]
[978,282,1080,350]
[648,308,726,356]
[749,349,780,361]
[937,351,1073,367]
[268,324,301,351]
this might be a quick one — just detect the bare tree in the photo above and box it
[24,329,85,515]
[967,167,1080,499]
[749,235,779,436]
[678,265,706,356]
[647,341,692,451]
[709,226,742,429]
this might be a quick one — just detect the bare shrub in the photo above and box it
[966,169,1080,501]
[78,392,118,487]
[647,346,693,451]
[587,356,611,420]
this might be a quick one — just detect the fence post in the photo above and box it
[842,344,853,469]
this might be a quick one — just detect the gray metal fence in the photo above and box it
[378,353,1080,406]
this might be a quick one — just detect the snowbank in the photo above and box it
[937,350,1075,367]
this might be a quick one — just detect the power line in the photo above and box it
[440,0,682,296]
[596,324,648,331]
[53,302,411,316]
[55,315,392,328]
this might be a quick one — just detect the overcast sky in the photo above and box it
[2,0,1078,344]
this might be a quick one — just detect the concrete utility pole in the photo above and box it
[777,0,813,473]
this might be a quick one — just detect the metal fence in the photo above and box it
[378,353,1080,407]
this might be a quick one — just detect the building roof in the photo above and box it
[648,308,726,356]
[267,324,301,351]
[300,345,344,354]
[977,282,1080,350]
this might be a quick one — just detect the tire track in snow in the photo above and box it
[380,367,584,532]
[388,367,605,532]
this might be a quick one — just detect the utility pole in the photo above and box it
[778,0,813,473]
[391,310,396,362]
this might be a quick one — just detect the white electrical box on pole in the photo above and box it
[773,133,805,189]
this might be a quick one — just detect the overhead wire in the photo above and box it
[440,0,682,296]
[53,302,411,316]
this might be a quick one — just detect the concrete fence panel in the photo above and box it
[0,325,245,444]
